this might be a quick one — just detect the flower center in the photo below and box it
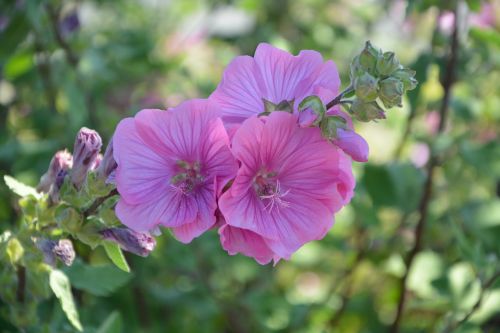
[253,171,290,213]
[170,160,204,195]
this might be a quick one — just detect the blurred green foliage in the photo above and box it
[1,0,500,332]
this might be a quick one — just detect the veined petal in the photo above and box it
[219,224,274,265]
[209,56,265,125]
[113,118,172,205]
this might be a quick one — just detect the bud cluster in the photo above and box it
[349,41,417,122]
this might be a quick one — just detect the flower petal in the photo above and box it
[333,128,369,162]
[113,118,172,205]
[219,224,274,265]
[209,56,265,125]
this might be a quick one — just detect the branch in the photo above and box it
[389,5,460,333]
[16,265,26,303]
[83,189,118,218]
[326,85,354,110]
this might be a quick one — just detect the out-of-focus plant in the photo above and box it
[1,0,499,332]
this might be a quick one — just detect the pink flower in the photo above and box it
[209,43,340,125]
[113,100,238,243]
[218,112,355,264]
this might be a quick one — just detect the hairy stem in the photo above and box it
[83,189,119,218]
[389,5,460,333]
[326,85,354,110]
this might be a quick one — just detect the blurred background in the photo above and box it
[1,0,500,332]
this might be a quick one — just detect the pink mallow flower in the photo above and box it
[210,42,368,162]
[209,43,340,125]
[218,112,355,264]
[113,100,238,243]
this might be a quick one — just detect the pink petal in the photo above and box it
[254,44,337,104]
[333,128,369,162]
[113,118,172,205]
[115,198,165,232]
[209,56,265,125]
[219,224,274,265]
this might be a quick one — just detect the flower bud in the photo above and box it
[320,116,347,140]
[298,95,325,127]
[350,98,386,122]
[354,72,378,101]
[49,169,69,203]
[376,52,400,76]
[333,128,369,162]
[358,41,380,72]
[52,239,76,266]
[101,228,156,257]
[37,150,73,193]
[350,55,364,80]
[71,127,102,189]
[35,238,75,266]
[379,77,404,108]
[97,137,117,182]
[392,68,418,91]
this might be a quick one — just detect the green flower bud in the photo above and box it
[379,77,404,108]
[320,116,347,140]
[350,98,386,122]
[376,52,400,76]
[392,68,418,91]
[298,95,326,127]
[354,72,379,101]
[350,55,364,80]
[358,41,381,72]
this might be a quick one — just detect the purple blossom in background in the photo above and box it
[59,11,80,37]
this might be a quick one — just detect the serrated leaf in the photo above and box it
[3,175,41,199]
[103,241,130,272]
[49,269,83,332]
[64,261,132,296]
[96,311,122,333]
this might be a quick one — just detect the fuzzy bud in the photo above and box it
[350,98,386,122]
[298,96,325,127]
[392,68,418,91]
[354,72,379,101]
[35,238,75,266]
[358,41,380,73]
[101,228,156,257]
[97,137,117,181]
[379,77,404,108]
[320,116,347,140]
[376,52,400,76]
[71,127,102,189]
[37,150,73,193]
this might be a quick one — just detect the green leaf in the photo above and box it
[96,311,123,333]
[6,237,24,265]
[363,164,397,207]
[49,269,83,332]
[3,175,41,199]
[103,241,130,273]
[64,261,132,296]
